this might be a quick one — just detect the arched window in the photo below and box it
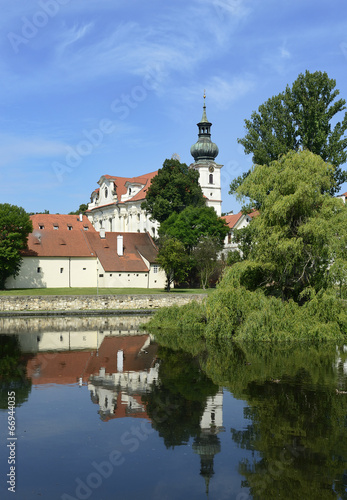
[209,173,213,184]
[105,187,108,198]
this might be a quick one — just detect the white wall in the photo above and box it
[96,266,166,289]
[88,201,159,237]
[6,257,97,289]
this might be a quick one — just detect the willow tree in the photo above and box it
[235,150,347,301]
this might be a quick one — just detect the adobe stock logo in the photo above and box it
[52,66,161,183]
[61,396,179,500]
[7,0,71,54]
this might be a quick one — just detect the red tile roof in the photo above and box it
[248,209,260,219]
[221,212,243,229]
[23,216,158,273]
[222,209,260,229]
[89,171,158,211]
[24,214,96,257]
[84,232,158,272]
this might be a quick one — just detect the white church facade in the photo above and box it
[86,96,223,235]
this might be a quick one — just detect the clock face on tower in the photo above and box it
[209,166,215,173]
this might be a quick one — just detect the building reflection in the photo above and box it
[14,326,225,494]
[193,391,224,495]
[21,331,159,420]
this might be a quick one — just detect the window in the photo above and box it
[209,173,213,184]
[129,187,132,195]
[67,225,72,231]
[37,267,41,273]
[83,268,86,271]
[53,225,59,230]
[39,225,44,230]
[83,226,89,231]
[99,274,104,277]
[60,268,64,273]
[105,187,108,198]
[153,265,158,274]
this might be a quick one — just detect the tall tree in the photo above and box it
[0,204,33,289]
[156,238,190,291]
[159,206,229,253]
[234,70,347,195]
[141,158,205,224]
[192,236,222,289]
[235,150,347,301]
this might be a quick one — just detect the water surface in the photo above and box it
[0,316,346,499]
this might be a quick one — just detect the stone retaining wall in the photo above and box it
[0,314,153,335]
[0,293,205,313]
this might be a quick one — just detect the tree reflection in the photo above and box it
[143,347,218,448]
[0,335,32,408]
[150,326,347,499]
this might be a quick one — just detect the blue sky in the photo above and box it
[1,0,347,215]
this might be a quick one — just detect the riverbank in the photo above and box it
[0,293,206,315]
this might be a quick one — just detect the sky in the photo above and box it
[1,0,347,216]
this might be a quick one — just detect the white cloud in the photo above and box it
[57,22,94,53]
[0,134,67,166]
[211,0,251,19]
[280,45,291,59]
[180,75,255,109]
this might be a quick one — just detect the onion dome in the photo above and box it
[190,93,219,161]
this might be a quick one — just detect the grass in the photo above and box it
[0,287,215,297]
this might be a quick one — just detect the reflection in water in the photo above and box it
[0,335,32,409]
[0,315,346,499]
[152,325,347,499]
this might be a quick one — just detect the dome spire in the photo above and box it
[201,90,208,123]
[190,92,219,161]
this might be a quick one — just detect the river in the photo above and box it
[0,315,346,499]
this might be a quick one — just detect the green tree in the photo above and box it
[0,204,33,289]
[28,209,50,215]
[156,238,190,291]
[193,236,223,289]
[159,206,229,253]
[235,70,347,196]
[141,158,205,224]
[226,249,243,266]
[68,203,88,215]
[235,150,347,301]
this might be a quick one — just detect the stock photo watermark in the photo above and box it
[6,391,16,493]
[61,396,178,500]
[52,66,161,183]
[7,0,72,54]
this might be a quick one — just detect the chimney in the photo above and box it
[79,213,83,222]
[100,229,106,239]
[117,235,123,256]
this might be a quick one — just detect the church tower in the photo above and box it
[190,93,223,216]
